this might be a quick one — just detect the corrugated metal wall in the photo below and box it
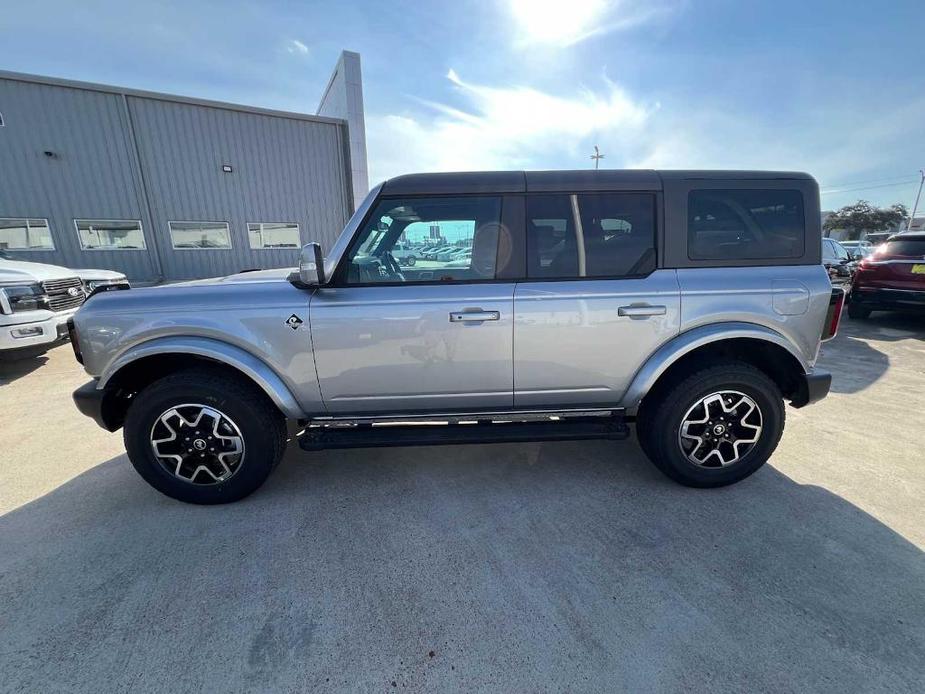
[0,79,159,279]
[0,74,353,281]
[128,96,351,280]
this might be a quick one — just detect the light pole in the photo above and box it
[590,145,604,170]
[907,169,924,232]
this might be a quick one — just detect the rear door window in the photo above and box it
[688,189,805,260]
[526,193,656,278]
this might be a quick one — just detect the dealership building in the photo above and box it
[0,51,368,282]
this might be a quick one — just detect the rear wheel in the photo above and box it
[123,368,287,504]
[637,361,784,488]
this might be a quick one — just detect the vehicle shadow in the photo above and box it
[815,310,920,395]
[845,310,925,340]
[1,442,922,692]
[0,352,49,386]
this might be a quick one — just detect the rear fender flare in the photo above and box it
[620,322,809,415]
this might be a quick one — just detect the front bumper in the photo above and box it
[790,369,832,408]
[851,287,925,311]
[73,380,112,430]
[0,309,75,351]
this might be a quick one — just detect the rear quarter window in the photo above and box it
[688,189,805,261]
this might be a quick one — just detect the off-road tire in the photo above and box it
[123,368,287,504]
[638,361,785,488]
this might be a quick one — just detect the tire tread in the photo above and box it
[123,367,287,503]
[641,360,784,488]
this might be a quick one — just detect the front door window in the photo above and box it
[342,196,503,284]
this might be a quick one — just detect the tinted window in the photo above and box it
[688,189,805,260]
[880,238,925,257]
[526,193,656,278]
[343,196,503,284]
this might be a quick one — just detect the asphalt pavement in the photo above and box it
[1,312,923,692]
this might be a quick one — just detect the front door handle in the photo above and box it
[618,304,667,318]
[449,310,500,323]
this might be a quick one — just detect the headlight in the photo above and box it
[83,278,129,291]
[0,283,48,314]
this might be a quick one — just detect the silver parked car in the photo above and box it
[70,170,841,504]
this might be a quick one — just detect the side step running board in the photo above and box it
[298,415,630,452]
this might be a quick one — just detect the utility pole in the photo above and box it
[590,145,604,170]
[907,169,924,232]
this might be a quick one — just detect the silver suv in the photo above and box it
[70,170,841,504]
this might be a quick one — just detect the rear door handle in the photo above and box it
[449,310,500,322]
[618,304,667,317]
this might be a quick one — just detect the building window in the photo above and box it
[0,218,55,251]
[168,221,232,250]
[0,111,4,127]
[247,222,301,249]
[75,219,147,250]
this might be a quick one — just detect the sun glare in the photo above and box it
[509,0,610,46]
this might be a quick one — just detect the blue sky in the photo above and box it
[4,0,924,211]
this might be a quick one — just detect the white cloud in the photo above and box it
[366,67,925,209]
[285,39,309,55]
[626,97,925,191]
[366,69,653,181]
[507,0,679,47]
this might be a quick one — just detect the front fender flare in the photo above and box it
[620,322,810,415]
[98,336,304,419]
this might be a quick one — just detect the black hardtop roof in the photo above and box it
[380,169,815,196]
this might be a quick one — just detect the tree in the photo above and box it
[823,200,909,239]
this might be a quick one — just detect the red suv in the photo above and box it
[848,232,925,319]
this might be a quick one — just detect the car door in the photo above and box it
[310,194,515,414]
[514,192,681,407]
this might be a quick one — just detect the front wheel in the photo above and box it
[637,361,785,488]
[123,368,287,504]
[405,255,417,266]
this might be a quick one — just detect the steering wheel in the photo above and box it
[379,252,405,281]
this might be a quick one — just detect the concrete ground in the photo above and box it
[1,313,923,693]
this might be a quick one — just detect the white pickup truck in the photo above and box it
[0,250,128,359]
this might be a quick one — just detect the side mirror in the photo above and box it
[297,242,325,286]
